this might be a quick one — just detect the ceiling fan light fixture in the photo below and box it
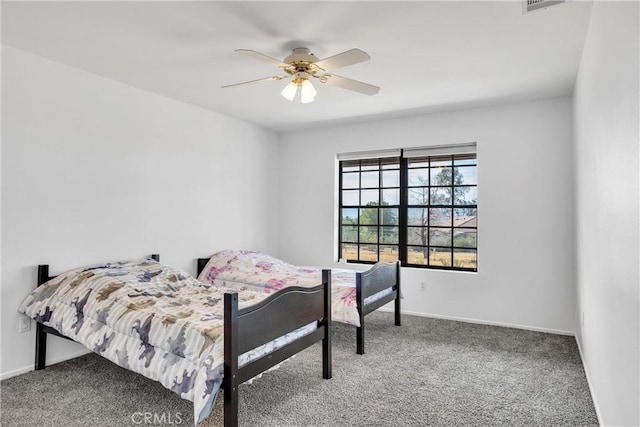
[281,72,315,103]
[300,79,317,104]
[280,81,298,101]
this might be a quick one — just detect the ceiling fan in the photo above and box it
[222,47,380,104]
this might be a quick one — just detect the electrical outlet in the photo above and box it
[19,315,31,333]
[420,282,426,291]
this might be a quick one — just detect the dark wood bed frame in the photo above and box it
[197,257,401,355]
[33,254,332,427]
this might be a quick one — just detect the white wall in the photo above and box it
[279,97,576,334]
[1,46,280,378]
[573,1,640,425]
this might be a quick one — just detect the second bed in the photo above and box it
[197,250,401,354]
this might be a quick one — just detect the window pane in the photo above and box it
[382,188,399,205]
[408,227,428,245]
[453,229,477,248]
[381,157,400,169]
[431,156,452,167]
[382,170,399,187]
[429,227,452,246]
[341,226,358,242]
[360,245,378,261]
[408,208,428,226]
[380,208,399,225]
[407,246,428,265]
[342,190,359,206]
[454,248,476,269]
[379,245,399,262]
[361,190,379,205]
[455,166,477,185]
[360,159,379,171]
[359,207,378,225]
[430,167,452,186]
[360,226,378,243]
[341,208,358,224]
[454,155,476,166]
[341,243,358,260]
[454,207,477,221]
[380,226,399,244]
[361,171,379,187]
[429,248,452,267]
[342,160,360,172]
[454,186,477,206]
[408,157,429,168]
[430,208,452,226]
[430,187,452,205]
[408,187,429,205]
[408,168,428,186]
[342,172,360,189]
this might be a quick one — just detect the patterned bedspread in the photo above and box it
[18,258,308,424]
[198,250,393,327]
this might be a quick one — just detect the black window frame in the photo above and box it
[338,149,477,272]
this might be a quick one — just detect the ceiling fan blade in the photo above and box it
[235,49,288,67]
[221,76,288,89]
[314,49,371,71]
[322,74,380,96]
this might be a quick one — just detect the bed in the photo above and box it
[19,255,332,427]
[197,250,401,355]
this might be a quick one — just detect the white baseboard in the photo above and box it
[574,335,603,426]
[378,307,576,336]
[1,349,90,381]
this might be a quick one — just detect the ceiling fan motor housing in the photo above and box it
[283,48,318,64]
[283,48,323,76]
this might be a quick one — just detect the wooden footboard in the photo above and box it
[223,270,332,426]
[355,260,401,355]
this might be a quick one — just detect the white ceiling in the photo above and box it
[2,1,593,132]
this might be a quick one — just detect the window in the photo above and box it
[338,145,477,271]
[340,157,401,263]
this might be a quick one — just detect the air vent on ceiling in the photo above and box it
[522,0,566,13]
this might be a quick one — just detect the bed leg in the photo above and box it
[224,293,239,427]
[35,264,51,371]
[395,261,402,327]
[35,322,47,370]
[356,325,365,355]
[322,337,332,379]
[223,378,239,427]
[356,273,365,355]
[321,270,332,379]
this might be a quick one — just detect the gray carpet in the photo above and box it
[1,312,598,426]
